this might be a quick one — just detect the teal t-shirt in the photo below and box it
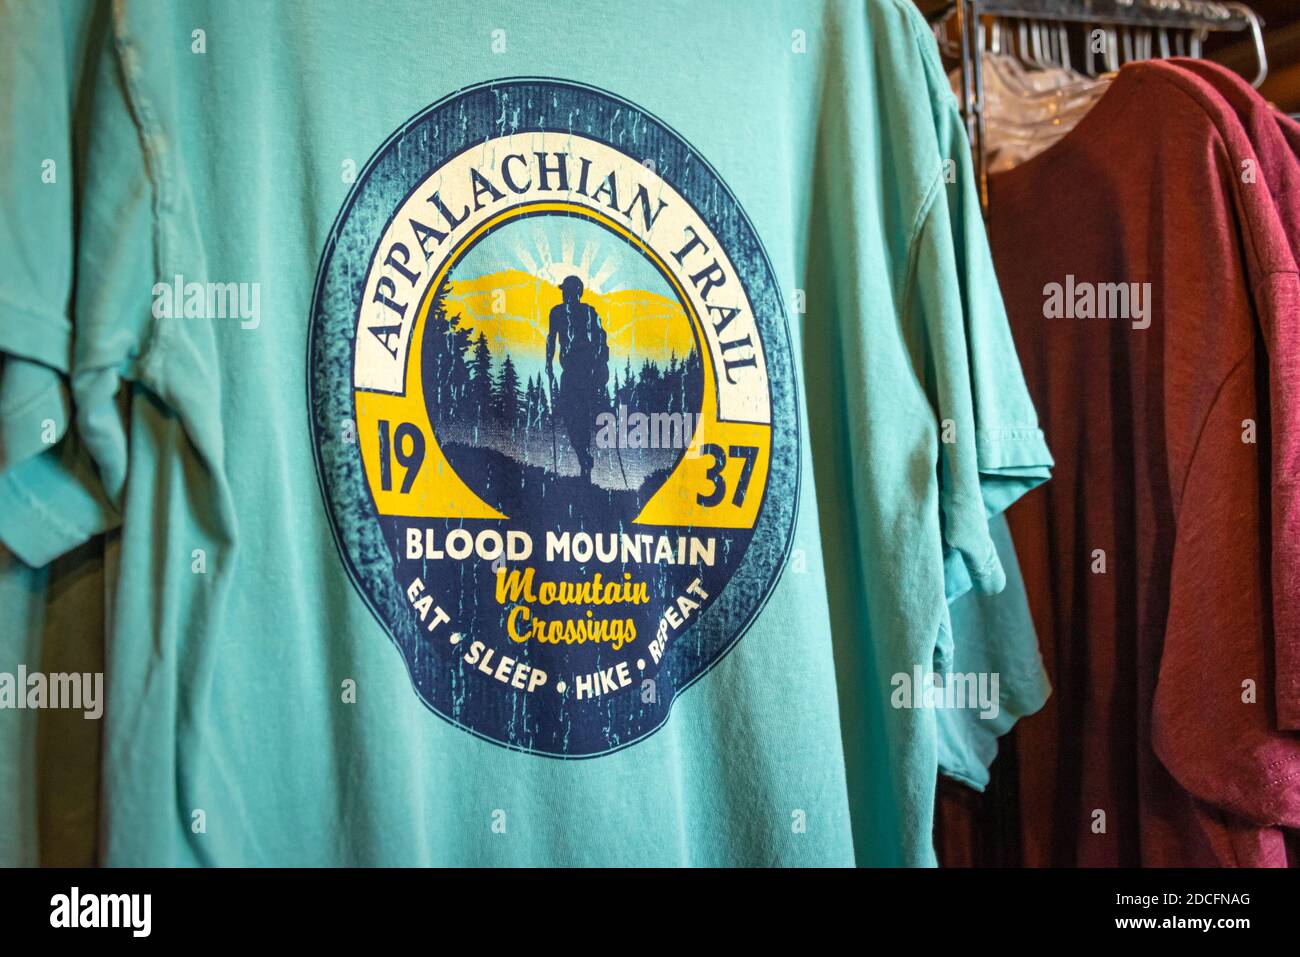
[0,0,112,868]
[940,514,1051,792]
[0,0,1050,866]
[0,546,45,868]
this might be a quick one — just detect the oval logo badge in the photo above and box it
[308,78,799,756]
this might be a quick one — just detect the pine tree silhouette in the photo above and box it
[423,274,473,421]
[494,353,522,429]
[468,332,493,426]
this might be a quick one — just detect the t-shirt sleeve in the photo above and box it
[916,72,1056,785]
[1154,354,1300,832]
[0,4,161,567]
[0,1,84,375]
[938,513,1051,789]
[0,1,125,568]
[907,45,1054,609]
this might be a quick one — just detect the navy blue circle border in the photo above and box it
[306,77,801,758]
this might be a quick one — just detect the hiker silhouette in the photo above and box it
[546,275,609,482]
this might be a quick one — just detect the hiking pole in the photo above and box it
[548,374,558,474]
[612,428,630,490]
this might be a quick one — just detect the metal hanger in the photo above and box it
[935,0,1269,216]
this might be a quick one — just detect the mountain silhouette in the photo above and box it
[445,269,696,364]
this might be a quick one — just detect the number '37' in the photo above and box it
[697,443,758,508]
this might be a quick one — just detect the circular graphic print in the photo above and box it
[308,77,799,757]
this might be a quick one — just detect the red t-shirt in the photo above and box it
[1174,59,1300,734]
[990,61,1300,866]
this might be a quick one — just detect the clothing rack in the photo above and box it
[945,0,1268,214]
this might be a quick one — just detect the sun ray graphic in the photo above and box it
[514,224,621,294]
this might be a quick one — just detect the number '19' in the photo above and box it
[377,420,425,493]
